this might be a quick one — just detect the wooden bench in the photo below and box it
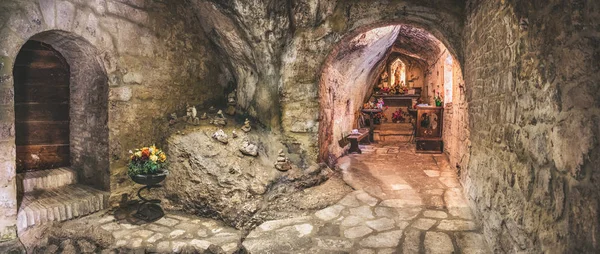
[347,128,369,154]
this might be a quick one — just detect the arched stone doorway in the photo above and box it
[11,30,110,232]
[317,23,469,171]
[14,40,71,172]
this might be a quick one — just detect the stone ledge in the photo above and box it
[17,184,109,232]
[17,167,77,193]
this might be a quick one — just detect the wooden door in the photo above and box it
[14,41,70,172]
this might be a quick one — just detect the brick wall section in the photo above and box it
[463,0,600,252]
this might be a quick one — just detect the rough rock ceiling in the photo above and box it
[392,25,443,64]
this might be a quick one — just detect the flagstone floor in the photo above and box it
[25,142,490,254]
[243,143,491,253]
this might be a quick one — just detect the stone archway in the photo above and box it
[316,22,468,167]
[0,30,111,234]
[26,30,110,191]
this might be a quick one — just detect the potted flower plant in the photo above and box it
[128,145,168,186]
[392,109,405,123]
[434,92,443,107]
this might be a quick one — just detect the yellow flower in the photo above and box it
[135,151,142,157]
[159,153,167,162]
[150,155,158,162]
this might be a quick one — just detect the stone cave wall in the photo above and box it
[463,0,600,252]
[443,57,469,172]
[0,0,227,240]
[283,0,465,162]
[190,0,465,163]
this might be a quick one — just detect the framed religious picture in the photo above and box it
[415,106,443,153]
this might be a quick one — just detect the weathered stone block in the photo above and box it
[109,86,132,101]
[107,1,148,24]
[0,161,15,183]
[0,88,13,105]
[0,122,15,141]
[123,72,143,84]
[56,0,76,31]
[38,0,56,28]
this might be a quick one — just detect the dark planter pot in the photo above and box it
[130,171,168,222]
[130,172,168,186]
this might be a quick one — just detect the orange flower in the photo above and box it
[141,148,150,158]
[159,153,167,162]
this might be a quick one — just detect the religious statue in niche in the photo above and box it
[390,58,406,87]
[394,67,402,86]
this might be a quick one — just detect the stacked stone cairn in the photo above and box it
[185,105,200,125]
[241,119,251,132]
[211,110,227,126]
[274,149,291,171]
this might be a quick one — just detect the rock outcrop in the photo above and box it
[162,125,343,229]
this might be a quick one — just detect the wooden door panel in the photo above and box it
[14,49,65,66]
[15,104,69,122]
[16,145,70,170]
[14,40,70,172]
[14,85,69,104]
[15,122,69,145]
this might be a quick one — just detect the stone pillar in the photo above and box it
[0,55,17,241]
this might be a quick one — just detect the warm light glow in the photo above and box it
[444,54,453,104]
[389,58,406,87]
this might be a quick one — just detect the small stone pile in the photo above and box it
[185,105,200,125]
[211,110,227,126]
[241,119,251,132]
[274,149,291,171]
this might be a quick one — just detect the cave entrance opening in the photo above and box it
[317,22,471,228]
[318,23,468,178]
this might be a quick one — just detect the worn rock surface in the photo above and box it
[188,0,465,162]
[162,120,348,230]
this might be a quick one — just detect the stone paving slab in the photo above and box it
[243,143,492,253]
[93,212,243,253]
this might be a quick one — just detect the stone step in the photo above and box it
[17,184,109,232]
[374,123,414,137]
[17,167,78,193]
